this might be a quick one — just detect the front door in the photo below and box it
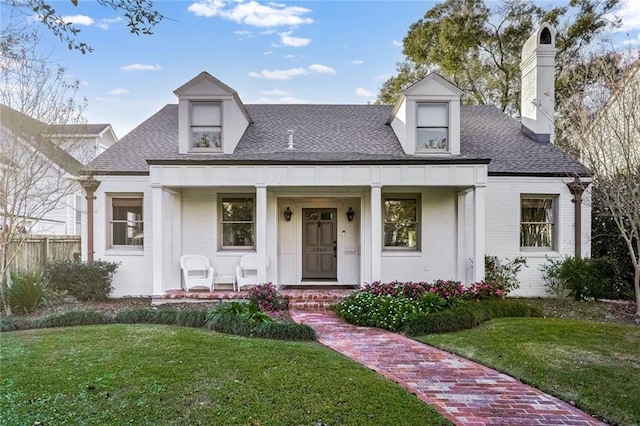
[302,208,337,280]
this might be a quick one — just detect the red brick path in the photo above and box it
[290,310,605,426]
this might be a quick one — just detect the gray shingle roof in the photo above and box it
[85,103,589,176]
[48,123,111,136]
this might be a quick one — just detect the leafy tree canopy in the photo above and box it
[2,0,165,54]
[377,0,621,121]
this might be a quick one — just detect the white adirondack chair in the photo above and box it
[235,254,268,291]
[180,255,215,291]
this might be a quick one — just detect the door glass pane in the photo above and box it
[320,212,333,220]
[306,212,319,221]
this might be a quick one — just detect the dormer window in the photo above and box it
[416,102,448,152]
[190,101,222,151]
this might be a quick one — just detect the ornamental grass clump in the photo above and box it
[36,310,113,329]
[2,270,50,314]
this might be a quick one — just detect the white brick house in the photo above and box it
[82,24,591,297]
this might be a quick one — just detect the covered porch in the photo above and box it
[148,162,489,297]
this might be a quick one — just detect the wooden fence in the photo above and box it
[3,235,81,275]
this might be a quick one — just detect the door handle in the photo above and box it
[333,240,337,258]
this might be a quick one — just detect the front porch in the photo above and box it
[152,288,357,311]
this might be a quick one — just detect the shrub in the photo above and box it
[1,316,32,332]
[43,260,119,301]
[3,270,48,314]
[402,300,543,336]
[36,311,113,329]
[485,255,527,295]
[361,280,464,304]
[464,281,504,300]
[115,308,158,324]
[205,301,273,336]
[175,310,206,328]
[539,257,568,298]
[558,257,621,301]
[248,282,282,311]
[253,322,316,341]
[333,291,448,331]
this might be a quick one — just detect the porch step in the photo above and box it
[282,289,354,311]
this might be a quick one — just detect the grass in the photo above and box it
[418,317,640,425]
[0,325,450,425]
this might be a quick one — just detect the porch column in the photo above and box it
[79,179,100,263]
[152,186,164,296]
[456,189,469,283]
[472,185,486,282]
[256,184,268,283]
[567,177,590,258]
[370,184,382,282]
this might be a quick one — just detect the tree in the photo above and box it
[566,56,640,315]
[0,29,87,315]
[1,0,164,54]
[377,0,621,152]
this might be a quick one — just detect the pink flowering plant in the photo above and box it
[464,281,504,300]
[248,282,282,312]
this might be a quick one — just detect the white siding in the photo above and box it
[485,176,591,297]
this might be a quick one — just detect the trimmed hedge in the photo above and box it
[253,322,316,341]
[402,300,543,336]
[36,311,113,329]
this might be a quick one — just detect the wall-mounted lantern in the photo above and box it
[346,207,355,222]
[284,206,293,222]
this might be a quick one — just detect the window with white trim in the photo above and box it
[219,196,255,249]
[109,196,143,248]
[417,102,449,152]
[383,195,420,250]
[520,197,556,249]
[190,101,222,152]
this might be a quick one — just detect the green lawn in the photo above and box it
[418,317,640,425]
[1,325,450,425]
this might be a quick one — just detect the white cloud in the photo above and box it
[62,15,94,26]
[356,88,374,97]
[264,51,274,55]
[109,88,130,95]
[308,64,335,74]
[260,89,290,96]
[284,54,294,58]
[392,40,402,46]
[279,31,310,47]
[608,0,640,32]
[234,30,253,36]
[121,64,162,71]
[96,17,123,30]
[248,67,308,80]
[621,33,640,46]
[188,0,313,28]
[79,81,89,86]
[352,60,363,65]
[249,64,336,80]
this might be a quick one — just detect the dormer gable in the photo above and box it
[388,73,463,155]
[174,72,252,155]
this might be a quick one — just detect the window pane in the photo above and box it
[222,198,254,221]
[384,223,418,248]
[417,128,448,151]
[191,128,221,149]
[417,103,448,127]
[191,102,221,126]
[520,224,552,247]
[384,199,416,222]
[521,199,553,222]
[112,222,144,245]
[113,205,142,221]
[222,223,254,247]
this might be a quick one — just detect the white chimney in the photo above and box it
[520,23,556,144]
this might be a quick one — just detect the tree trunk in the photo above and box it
[635,265,640,317]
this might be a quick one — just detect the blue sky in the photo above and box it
[6,0,640,137]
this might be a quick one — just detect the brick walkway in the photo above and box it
[290,310,605,426]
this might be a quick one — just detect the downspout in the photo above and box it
[80,179,101,263]
[566,177,590,258]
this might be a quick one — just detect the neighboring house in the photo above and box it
[0,104,117,235]
[82,24,591,297]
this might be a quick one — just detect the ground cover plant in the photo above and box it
[418,318,640,425]
[1,270,49,314]
[0,325,450,425]
[333,279,537,332]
